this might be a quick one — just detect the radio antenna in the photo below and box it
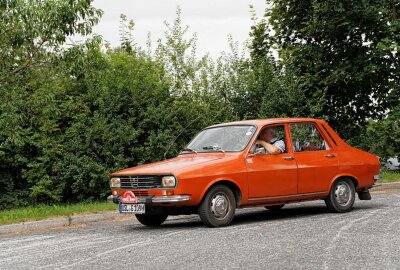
[163,116,201,160]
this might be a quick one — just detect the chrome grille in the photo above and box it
[120,175,162,189]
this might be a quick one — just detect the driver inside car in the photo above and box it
[254,127,285,155]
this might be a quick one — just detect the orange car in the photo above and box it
[108,118,380,227]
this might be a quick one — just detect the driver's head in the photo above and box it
[260,127,276,142]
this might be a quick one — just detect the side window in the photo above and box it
[254,125,287,154]
[290,123,328,152]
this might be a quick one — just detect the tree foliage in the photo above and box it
[254,0,400,138]
[0,3,233,209]
[0,0,103,86]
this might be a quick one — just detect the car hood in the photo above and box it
[111,154,226,176]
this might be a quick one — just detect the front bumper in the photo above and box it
[107,194,191,204]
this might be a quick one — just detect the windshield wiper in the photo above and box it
[202,146,225,152]
[181,147,198,154]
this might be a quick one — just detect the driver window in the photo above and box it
[253,125,286,155]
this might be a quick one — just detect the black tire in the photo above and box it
[265,204,285,211]
[325,178,355,213]
[135,213,168,226]
[198,185,236,227]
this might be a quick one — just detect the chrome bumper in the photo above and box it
[373,174,381,180]
[107,194,191,204]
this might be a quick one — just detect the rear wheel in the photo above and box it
[265,204,285,211]
[325,178,355,213]
[135,213,168,226]
[198,185,236,227]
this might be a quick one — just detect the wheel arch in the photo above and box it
[200,179,243,207]
[329,174,359,191]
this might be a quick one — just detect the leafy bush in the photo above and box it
[0,1,398,209]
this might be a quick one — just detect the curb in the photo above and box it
[371,181,400,191]
[70,211,120,225]
[0,211,120,235]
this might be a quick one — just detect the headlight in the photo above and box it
[109,177,121,188]
[162,176,176,188]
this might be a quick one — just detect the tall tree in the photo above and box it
[247,6,320,120]
[254,0,400,138]
[0,0,103,208]
[0,0,103,86]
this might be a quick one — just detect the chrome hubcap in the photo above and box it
[335,183,351,206]
[210,193,229,219]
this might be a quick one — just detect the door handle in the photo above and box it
[325,154,336,158]
[283,156,295,160]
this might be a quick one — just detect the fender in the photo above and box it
[199,177,246,205]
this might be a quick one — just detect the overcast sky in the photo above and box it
[88,0,267,58]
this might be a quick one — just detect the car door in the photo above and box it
[290,122,339,194]
[245,124,298,199]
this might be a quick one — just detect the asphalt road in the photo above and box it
[1,188,399,270]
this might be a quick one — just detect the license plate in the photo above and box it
[119,203,145,214]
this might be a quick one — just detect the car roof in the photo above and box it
[208,118,325,128]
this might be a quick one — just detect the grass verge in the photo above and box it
[378,170,400,183]
[0,201,117,226]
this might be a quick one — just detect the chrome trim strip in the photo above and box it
[248,191,327,201]
[373,174,381,180]
[137,195,191,203]
[153,195,191,203]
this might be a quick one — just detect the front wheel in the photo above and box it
[198,185,236,227]
[325,178,355,213]
[135,213,168,226]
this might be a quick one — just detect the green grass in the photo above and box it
[378,170,400,183]
[0,201,117,226]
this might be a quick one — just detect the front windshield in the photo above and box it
[184,125,256,153]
